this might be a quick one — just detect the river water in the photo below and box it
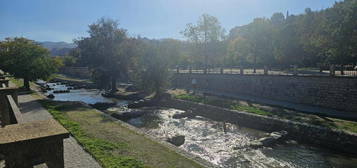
[44,82,357,168]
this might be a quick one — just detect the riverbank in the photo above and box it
[39,100,207,168]
[8,76,208,168]
[18,77,357,167]
[170,89,357,134]
[158,97,357,155]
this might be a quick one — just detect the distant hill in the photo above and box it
[39,41,76,56]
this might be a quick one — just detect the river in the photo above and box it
[43,81,357,168]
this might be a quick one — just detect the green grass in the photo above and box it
[333,119,357,133]
[39,100,203,168]
[175,93,271,116]
[40,100,145,168]
[174,94,205,103]
[231,104,273,116]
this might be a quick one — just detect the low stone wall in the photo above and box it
[173,73,357,112]
[159,99,357,154]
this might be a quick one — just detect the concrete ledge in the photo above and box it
[159,98,357,155]
[6,95,23,124]
[0,119,69,145]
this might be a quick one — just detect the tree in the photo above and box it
[0,37,61,90]
[133,39,171,97]
[181,14,225,71]
[75,18,128,92]
[228,18,275,71]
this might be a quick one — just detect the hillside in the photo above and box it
[39,41,76,56]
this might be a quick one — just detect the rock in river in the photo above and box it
[111,110,145,120]
[167,135,185,146]
[47,94,55,99]
[250,130,288,149]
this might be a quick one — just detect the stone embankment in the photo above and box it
[173,73,357,114]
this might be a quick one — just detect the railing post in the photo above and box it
[240,66,244,75]
[0,94,11,126]
[330,65,335,76]
[0,79,9,87]
[0,87,18,126]
[220,67,224,74]
[264,66,268,75]
[293,65,298,76]
[176,66,180,74]
[0,87,18,105]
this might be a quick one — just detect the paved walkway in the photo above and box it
[17,94,102,168]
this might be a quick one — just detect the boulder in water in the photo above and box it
[90,102,116,110]
[167,135,185,146]
[47,94,55,99]
[128,99,158,108]
[250,130,288,148]
[172,111,195,119]
[111,110,145,120]
[125,85,138,92]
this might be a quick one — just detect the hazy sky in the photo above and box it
[0,0,341,43]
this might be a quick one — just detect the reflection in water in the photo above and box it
[44,82,357,168]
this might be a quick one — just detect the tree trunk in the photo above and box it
[24,77,30,90]
[110,76,117,93]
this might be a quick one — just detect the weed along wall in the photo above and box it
[173,73,357,112]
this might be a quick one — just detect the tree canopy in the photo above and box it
[75,18,130,91]
[0,37,61,90]
[226,0,357,67]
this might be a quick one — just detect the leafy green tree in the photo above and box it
[133,39,171,97]
[324,0,357,64]
[228,18,274,71]
[226,0,357,68]
[75,18,129,92]
[0,37,61,90]
[181,14,226,70]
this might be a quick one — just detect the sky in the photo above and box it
[0,0,341,43]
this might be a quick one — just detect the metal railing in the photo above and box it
[173,64,357,77]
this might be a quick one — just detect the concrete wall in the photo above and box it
[173,74,357,112]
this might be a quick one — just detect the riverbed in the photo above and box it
[43,82,357,168]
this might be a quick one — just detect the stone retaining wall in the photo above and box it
[173,74,357,112]
[159,99,357,154]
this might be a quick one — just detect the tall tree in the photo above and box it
[75,18,128,92]
[181,14,226,71]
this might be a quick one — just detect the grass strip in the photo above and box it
[40,100,146,168]
[39,100,203,168]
